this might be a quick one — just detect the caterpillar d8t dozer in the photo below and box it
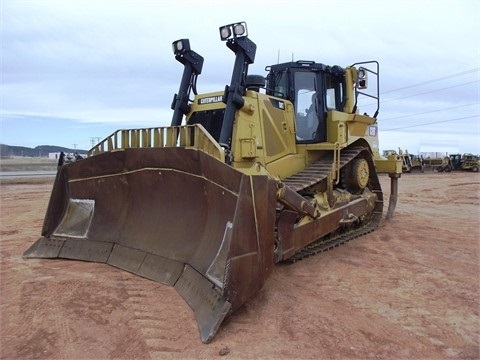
[24,22,402,343]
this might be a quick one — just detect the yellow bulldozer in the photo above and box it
[436,153,480,172]
[384,149,425,173]
[24,22,402,343]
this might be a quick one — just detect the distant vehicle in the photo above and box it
[409,153,425,173]
[383,149,424,173]
[59,152,85,166]
[436,153,479,172]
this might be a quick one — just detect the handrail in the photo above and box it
[87,124,225,162]
[332,142,341,185]
[351,61,380,118]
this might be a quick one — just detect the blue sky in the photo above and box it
[1,0,479,154]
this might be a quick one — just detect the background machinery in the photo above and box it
[384,149,424,173]
[457,154,480,172]
[436,153,480,172]
[409,152,425,173]
[24,22,402,343]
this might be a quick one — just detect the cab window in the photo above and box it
[325,74,343,111]
[294,72,317,141]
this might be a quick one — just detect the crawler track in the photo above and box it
[283,146,366,192]
[282,145,383,262]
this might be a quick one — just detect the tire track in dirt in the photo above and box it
[16,279,69,358]
[120,272,195,357]
[2,171,479,359]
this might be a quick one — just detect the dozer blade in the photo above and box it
[24,147,277,343]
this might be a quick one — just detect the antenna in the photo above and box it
[277,49,280,64]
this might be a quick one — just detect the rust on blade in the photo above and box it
[23,147,277,342]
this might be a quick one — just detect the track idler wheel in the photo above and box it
[345,158,369,193]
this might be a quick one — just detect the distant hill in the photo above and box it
[0,144,88,158]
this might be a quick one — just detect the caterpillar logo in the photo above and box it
[199,96,223,104]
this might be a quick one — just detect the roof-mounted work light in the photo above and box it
[172,39,191,56]
[357,67,368,89]
[219,22,247,41]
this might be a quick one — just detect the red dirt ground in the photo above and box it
[1,172,479,359]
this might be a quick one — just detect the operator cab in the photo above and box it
[265,61,345,143]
